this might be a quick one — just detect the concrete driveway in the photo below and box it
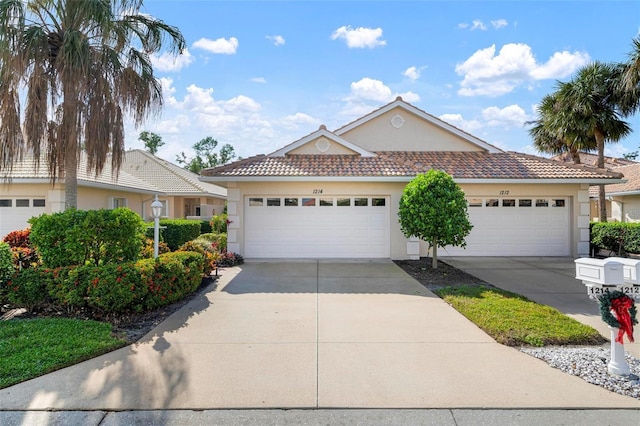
[442,256,639,358]
[0,260,638,410]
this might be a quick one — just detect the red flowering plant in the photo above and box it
[2,228,38,269]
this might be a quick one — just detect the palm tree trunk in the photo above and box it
[595,130,607,222]
[570,148,581,164]
[64,149,78,209]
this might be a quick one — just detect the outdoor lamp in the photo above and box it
[151,195,163,258]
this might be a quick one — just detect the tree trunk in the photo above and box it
[432,239,438,269]
[64,150,78,210]
[595,130,607,222]
[570,149,581,164]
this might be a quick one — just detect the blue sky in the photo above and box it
[130,0,640,163]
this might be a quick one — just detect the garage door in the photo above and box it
[442,197,570,256]
[0,197,47,239]
[245,195,390,258]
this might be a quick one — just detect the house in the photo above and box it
[551,152,639,222]
[199,98,622,259]
[0,149,226,238]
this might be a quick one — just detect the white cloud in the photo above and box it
[192,37,239,54]
[403,66,422,81]
[471,19,487,31]
[266,35,285,46]
[345,77,419,103]
[481,105,530,128]
[331,25,386,49]
[457,23,469,29]
[159,77,179,107]
[491,19,508,29]
[251,77,266,83]
[279,112,321,130]
[455,43,591,96]
[438,113,483,132]
[151,49,193,72]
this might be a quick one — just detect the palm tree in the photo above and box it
[618,36,640,114]
[529,62,630,222]
[0,0,185,209]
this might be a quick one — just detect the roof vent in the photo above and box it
[319,124,327,130]
[396,96,403,101]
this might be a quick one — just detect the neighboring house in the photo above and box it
[0,149,226,238]
[200,98,622,259]
[551,152,639,222]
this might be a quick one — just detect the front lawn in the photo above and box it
[435,285,607,347]
[0,318,126,389]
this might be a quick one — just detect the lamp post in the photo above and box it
[151,195,163,258]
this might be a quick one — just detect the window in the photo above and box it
[302,198,316,206]
[249,198,263,206]
[354,197,368,206]
[468,198,482,207]
[372,198,386,206]
[285,198,298,206]
[33,199,46,207]
[552,199,565,207]
[319,198,333,206]
[502,199,516,207]
[0,200,11,207]
[112,197,127,208]
[485,199,499,207]
[519,199,532,207]
[16,199,29,207]
[536,199,549,207]
[337,198,350,206]
[267,198,281,206]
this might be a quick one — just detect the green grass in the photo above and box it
[435,285,607,347]
[0,318,126,389]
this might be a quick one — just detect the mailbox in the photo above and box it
[609,257,640,285]
[574,258,624,285]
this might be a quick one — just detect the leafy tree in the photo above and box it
[139,131,164,155]
[0,0,185,209]
[176,136,238,174]
[398,170,472,269]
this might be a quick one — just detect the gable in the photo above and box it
[287,136,360,155]
[336,106,485,152]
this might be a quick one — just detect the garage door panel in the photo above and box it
[245,196,390,258]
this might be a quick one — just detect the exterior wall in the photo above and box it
[0,183,60,213]
[338,109,484,152]
[224,180,586,259]
[77,187,147,216]
[289,137,359,155]
[609,195,640,222]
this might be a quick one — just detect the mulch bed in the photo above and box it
[393,258,490,291]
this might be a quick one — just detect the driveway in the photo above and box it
[442,256,639,358]
[0,260,638,410]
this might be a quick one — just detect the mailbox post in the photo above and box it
[575,257,640,379]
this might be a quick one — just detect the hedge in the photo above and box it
[3,251,204,314]
[157,219,202,251]
[591,222,640,255]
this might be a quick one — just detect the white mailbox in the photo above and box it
[574,258,624,285]
[609,257,640,284]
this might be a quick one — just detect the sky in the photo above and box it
[127,0,640,164]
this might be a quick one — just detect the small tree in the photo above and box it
[139,131,164,155]
[398,170,472,269]
[176,136,238,174]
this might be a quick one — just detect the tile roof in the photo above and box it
[123,150,226,197]
[551,152,637,169]
[600,163,640,194]
[202,151,622,181]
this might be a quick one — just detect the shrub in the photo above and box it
[3,228,39,269]
[5,268,51,312]
[591,222,640,255]
[178,240,219,276]
[0,242,13,284]
[46,266,87,311]
[195,232,227,251]
[210,213,229,234]
[2,229,31,248]
[158,219,202,251]
[84,263,146,313]
[140,237,170,259]
[29,208,146,268]
[217,252,244,267]
[200,219,212,234]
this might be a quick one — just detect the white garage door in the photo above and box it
[0,197,47,239]
[245,195,390,258]
[442,197,570,256]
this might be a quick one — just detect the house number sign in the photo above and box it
[499,190,510,195]
[312,189,323,194]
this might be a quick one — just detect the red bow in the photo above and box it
[611,296,635,344]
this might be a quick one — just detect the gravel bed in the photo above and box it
[521,346,640,400]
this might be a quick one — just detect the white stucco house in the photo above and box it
[200,98,622,260]
[0,149,226,238]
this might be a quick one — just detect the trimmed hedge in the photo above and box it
[591,222,640,255]
[3,251,204,314]
[158,219,202,251]
[29,208,146,268]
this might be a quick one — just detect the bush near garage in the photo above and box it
[2,228,38,270]
[0,242,14,304]
[29,208,146,268]
[591,222,640,255]
[210,213,229,233]
[3,252,205,315]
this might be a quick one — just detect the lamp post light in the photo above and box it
[151,195,163,258]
